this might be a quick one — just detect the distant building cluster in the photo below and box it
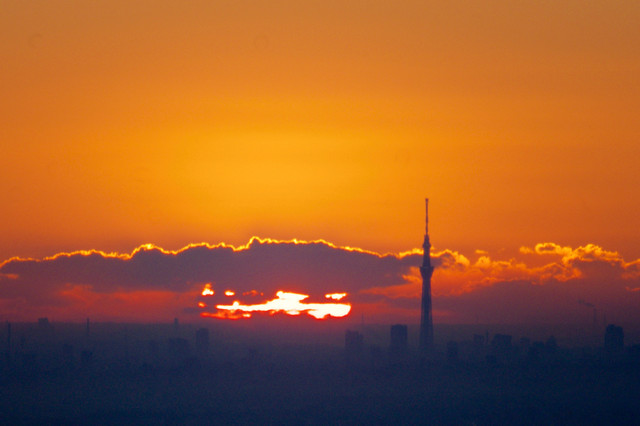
[2,318,216,373]
[342,322,639,368]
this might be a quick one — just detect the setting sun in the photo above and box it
[201,288,351,320]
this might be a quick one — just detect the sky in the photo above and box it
[1,1,639,324]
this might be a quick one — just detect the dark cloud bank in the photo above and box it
[1,239,639,323]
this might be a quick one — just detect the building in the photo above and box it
[195,328,210,356]
[345,330,364,356]
[390,324,408,354]
[604,324,624,355]
[491,334,512,353]
[446,341,459,362]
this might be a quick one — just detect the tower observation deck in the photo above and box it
[419,198,434,352]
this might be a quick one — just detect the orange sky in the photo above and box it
[1,2,640,323]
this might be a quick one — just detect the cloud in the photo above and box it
[1,238,639,324]
[0,238,417,322]
[431,243,640,323]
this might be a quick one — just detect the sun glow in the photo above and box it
[199,288,351,320]
[225,290,235,296]
[325,293,347,301]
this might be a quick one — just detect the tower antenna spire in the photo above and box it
[425,198,429,234]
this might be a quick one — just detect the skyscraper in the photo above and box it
[420,198,434,352]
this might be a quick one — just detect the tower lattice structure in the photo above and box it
[419,198,434,352]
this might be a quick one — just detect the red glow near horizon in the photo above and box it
[201,283,214,296]
[325,293,347,301]
[199,288,351,320]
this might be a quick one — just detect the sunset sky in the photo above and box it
[2,1,639,324]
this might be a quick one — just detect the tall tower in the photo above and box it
[419,198,434,352]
